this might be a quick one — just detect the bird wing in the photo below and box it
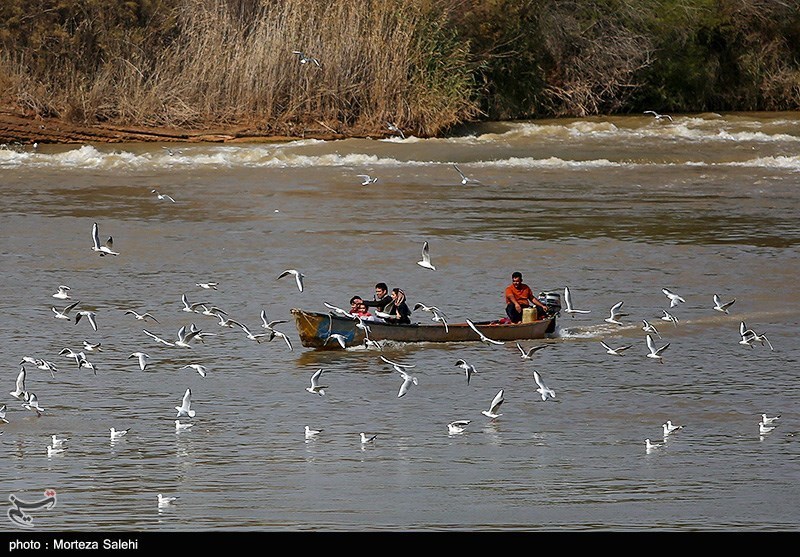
[646,334,656,353]
[91,222,101,249]
[489,389,504,413]
[181,388,192,408]
[655,342,670,356]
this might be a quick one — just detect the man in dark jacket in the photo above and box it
[363,282,392,313]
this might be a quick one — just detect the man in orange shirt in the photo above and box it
[505,271,548,323]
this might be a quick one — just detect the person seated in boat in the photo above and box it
[380,288,412,325]
[350,296,374,318]
[504,271,549,323]
[362,282,392,313]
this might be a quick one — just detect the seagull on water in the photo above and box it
[277,269,304,292]
[447,420,471,435]
[51,434,67,448]
[52,285,71,299]
[600,341,633,356]
[83,341,102,352]
[533,370,556,401]
[416,241,436,270]
[516,342,547,359]
[306,369,328,396]
[75,310,97,331]
[360,432,378,444]
[481,389,504,419]
[157,494,179,507]
[47,445,64,457]
[455,359,477,385]
[662,288,685,308]
[604,301,628,325]
[152,189,176,203]
[663,421,684,437]
[53,300,80,320]
[759,422,776,435]
[128,352,151,371]
[645,438,663,452]
[175,420,193,432]
[181,364,207,378]
[305,426,322,439]
[563,287,591,316]
[143,329,175,347]
[175,388,196,418]
[196,282,218,290]
[91,222,119,256]
[641,319,661,339]
[644,110,673,122]
[646,334,670,363]
[10,366,27,400]
[660,309,679,326]
[761,414,780,425]
[466,319,505,345]
[110,428,130,439]
[0,405,8,424]
[124,309,160,323]
[386,122,405,139]
[357,174,378,186]
[712,294,736,314]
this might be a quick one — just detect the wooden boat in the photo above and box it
[290,308,557,349]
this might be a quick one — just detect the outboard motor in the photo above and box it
[537,291,562,317]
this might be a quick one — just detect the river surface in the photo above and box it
[1,112,798,531]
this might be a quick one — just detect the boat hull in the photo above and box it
[290,308,557,349]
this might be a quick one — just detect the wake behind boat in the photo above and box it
[290,308,557,349]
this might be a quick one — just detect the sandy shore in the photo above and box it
[0,107,351,145]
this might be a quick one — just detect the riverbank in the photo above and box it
[0,107,348,145]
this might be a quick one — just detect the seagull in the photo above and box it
[128,352,151,371]
[662,288,685,308]
[453,164,479,185]
[52,285,71,299]
[663,421,684,436]
[416,241,436,270]
[238,322,270,343]
[90,222,119,256]
[646,334,670,363]
[660,309,679,326]
[181,364,208,378]
[305,426,322,439]
[324,333,348,349]
[306,369,328,395]
[447,420,471,435]
[277,269,304,292]
[323,302,355,319]
[641,319,661,339]
[761,414,780,425]
[196,282,218,290]
[379,355,416,370]
[22,392,45,416]
[181,293,208,313]
[292,50,321,67]
[143,328,175,347]
[110,427,130,439]
[712,294,736,314]
[563,286,591,316]
[268,328,294,351]
[645,438,663,451]
[23,358,57,379]
[604,301,628,325]
[386,122,405,139]
[533,370,555,401]
[455,359,477,385]
[53,300,81,320]
[516,342,547,359]
[360,432,378,444]
[152,189,176,203]
[175,388,196,418]
[600,341,633,356]
[481,389,504,419]
[396,367,418,398]
[175,420,193,432]
[413,303,449,331]
[357,174,378,185]
[157,494,179,507]
[174,325,201,348]
[0,405,7,424]
[125,310,160,323]
[466,319,505,345]
[75,310,97,331]
[51,434,67,448]
[82,341,103,352]
[644,110,673,122]
[197,305,225,318]
[77,355,98,375]
[10,366,27,400]
[260,309,289,330]
[759,422,776,435]
[47,445,64,457]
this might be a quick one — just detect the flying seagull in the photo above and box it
[416,241,436,270]
[662,288,685,308]
[128,352,151,371]
[277,269,304,292]
[306,368,328,395]
[600,341,633,356]
[75,310,98,331]
[516,342,547,359]
[152,189,176,203]
[466,319,505,345]
[563,286,591,316]
[644,110,673,122]
[533,370,556,401]
[481,389,505,419]
[52,285,71,299]
[52,300,80,320]
[453,164,479,185]
[181,364,208,378]
[604,301,628,325]
[641,319,661,339]
[455,359,477,385]
[713,294,736,314]
[125,310,160,323]
[386,122,405,139]
[646,334,670,363]
[357,174,378,186]
[175,388,196,418]
[91,222,119,256]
